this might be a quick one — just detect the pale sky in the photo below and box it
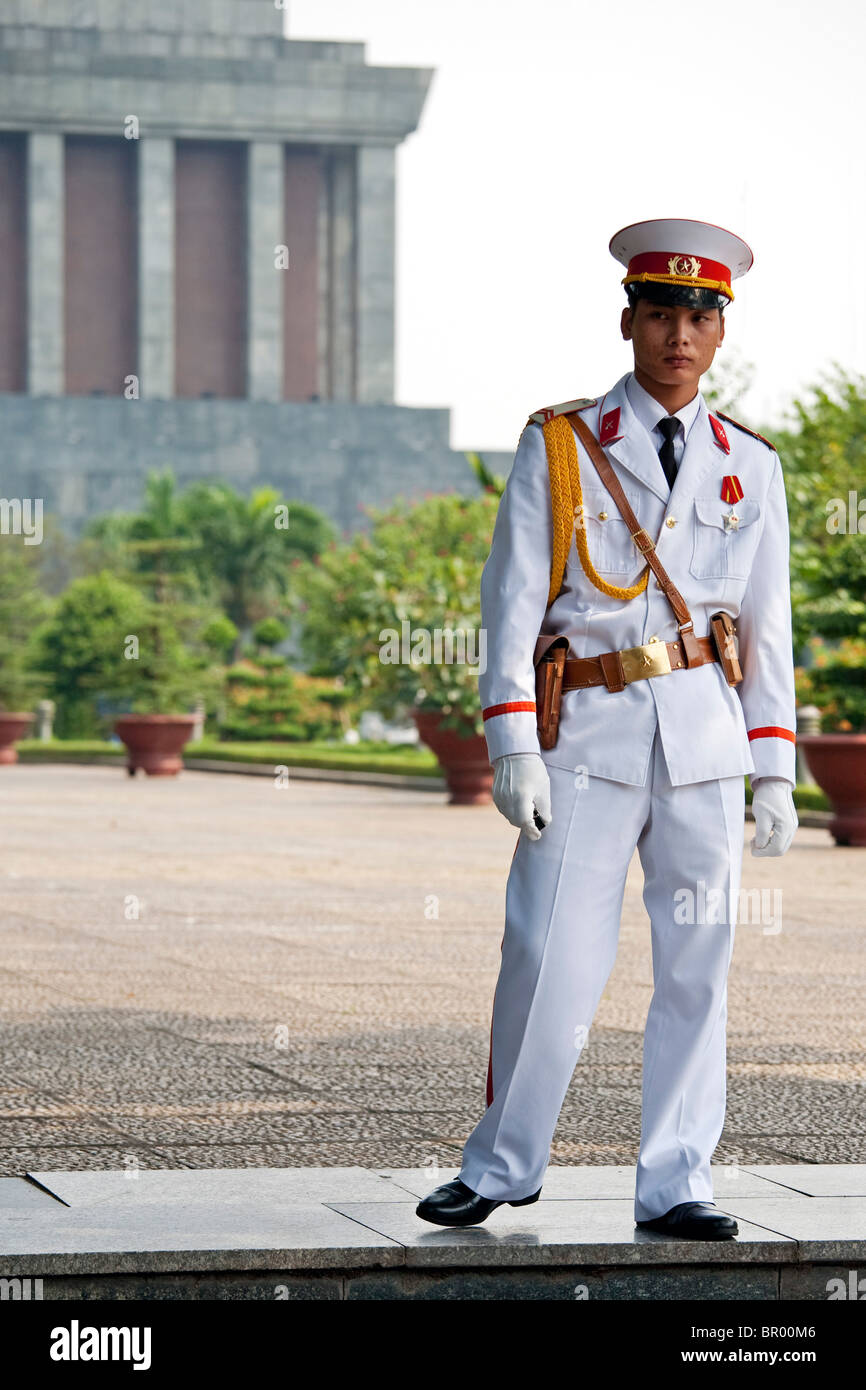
[290,0,866,452]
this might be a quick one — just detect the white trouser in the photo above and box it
[459,725,745,1221]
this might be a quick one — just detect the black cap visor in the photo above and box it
[627,281,728,310]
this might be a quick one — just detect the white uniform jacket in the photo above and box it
[479,371,797,788]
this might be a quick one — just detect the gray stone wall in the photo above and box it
[1,1,283,40]
[0,17,430,146]
[0,395,513,536]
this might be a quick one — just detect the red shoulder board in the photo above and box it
[716,410,777,452]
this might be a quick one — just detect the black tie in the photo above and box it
[657,417,680,491]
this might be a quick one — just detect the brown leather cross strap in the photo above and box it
[565,410,705,669]
[561,635,719,694]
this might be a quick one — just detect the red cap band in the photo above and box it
[624,251,733,298]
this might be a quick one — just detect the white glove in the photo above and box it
[492,753,552,841]
[750,776,798,857]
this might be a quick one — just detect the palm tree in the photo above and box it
[178,482,335,658]
[82,470,335,662]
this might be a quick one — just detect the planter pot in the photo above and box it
[0,712,34,765]
[114,714,197,778]
[412,710,493,806]
[798,732,866,846]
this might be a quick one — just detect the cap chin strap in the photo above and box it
[624,271,734,302]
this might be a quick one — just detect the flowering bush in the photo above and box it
[293,491,500,735]
[794,636,866,733]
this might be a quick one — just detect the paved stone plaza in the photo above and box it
[1,764,864,1181]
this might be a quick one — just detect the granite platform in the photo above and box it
[2,1164,865,1300]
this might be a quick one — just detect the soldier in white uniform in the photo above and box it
[417,219,799,1238]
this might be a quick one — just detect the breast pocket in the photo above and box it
[689,497,762,579]
[569,483,643,576]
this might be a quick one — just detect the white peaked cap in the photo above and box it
[609,218,754,301]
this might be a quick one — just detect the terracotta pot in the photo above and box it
[0,712,34,765]
[114,714,197,777]
[412,709,493,806]
[798,732,866,846]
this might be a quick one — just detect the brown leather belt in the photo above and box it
[562,634,719,694]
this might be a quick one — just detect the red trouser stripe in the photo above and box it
[486,930,505,1108]
[486,834,521,1107]
[747,726,796,743]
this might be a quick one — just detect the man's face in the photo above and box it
[620,297,725,392]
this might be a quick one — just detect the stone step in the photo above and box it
[1,1164,864,1300]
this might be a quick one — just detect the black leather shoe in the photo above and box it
[416,1178,542,1227]
[636,1200,738,1240]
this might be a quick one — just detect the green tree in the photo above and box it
[83,471,200,577]
[252,616,289,650]
[33,570,221,736]
[777,367,866,730]
[82,471,335,657]
[179,481,334,647]
[33,571,149,736]
[0,536,52,711]
[295,491,500,734]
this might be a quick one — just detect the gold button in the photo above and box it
[598,510,608,520]
[648,634,659,643]
[665,516,677,528]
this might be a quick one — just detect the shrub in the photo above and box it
[293,491,500,735]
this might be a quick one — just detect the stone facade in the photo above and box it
[0,393,510,537]
[0,0,510,533]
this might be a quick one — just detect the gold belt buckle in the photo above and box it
[619,635,672,683]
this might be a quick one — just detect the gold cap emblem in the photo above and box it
[667,254,702,278]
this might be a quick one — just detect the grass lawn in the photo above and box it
[16,737,442,779]
[14,739,831,807]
